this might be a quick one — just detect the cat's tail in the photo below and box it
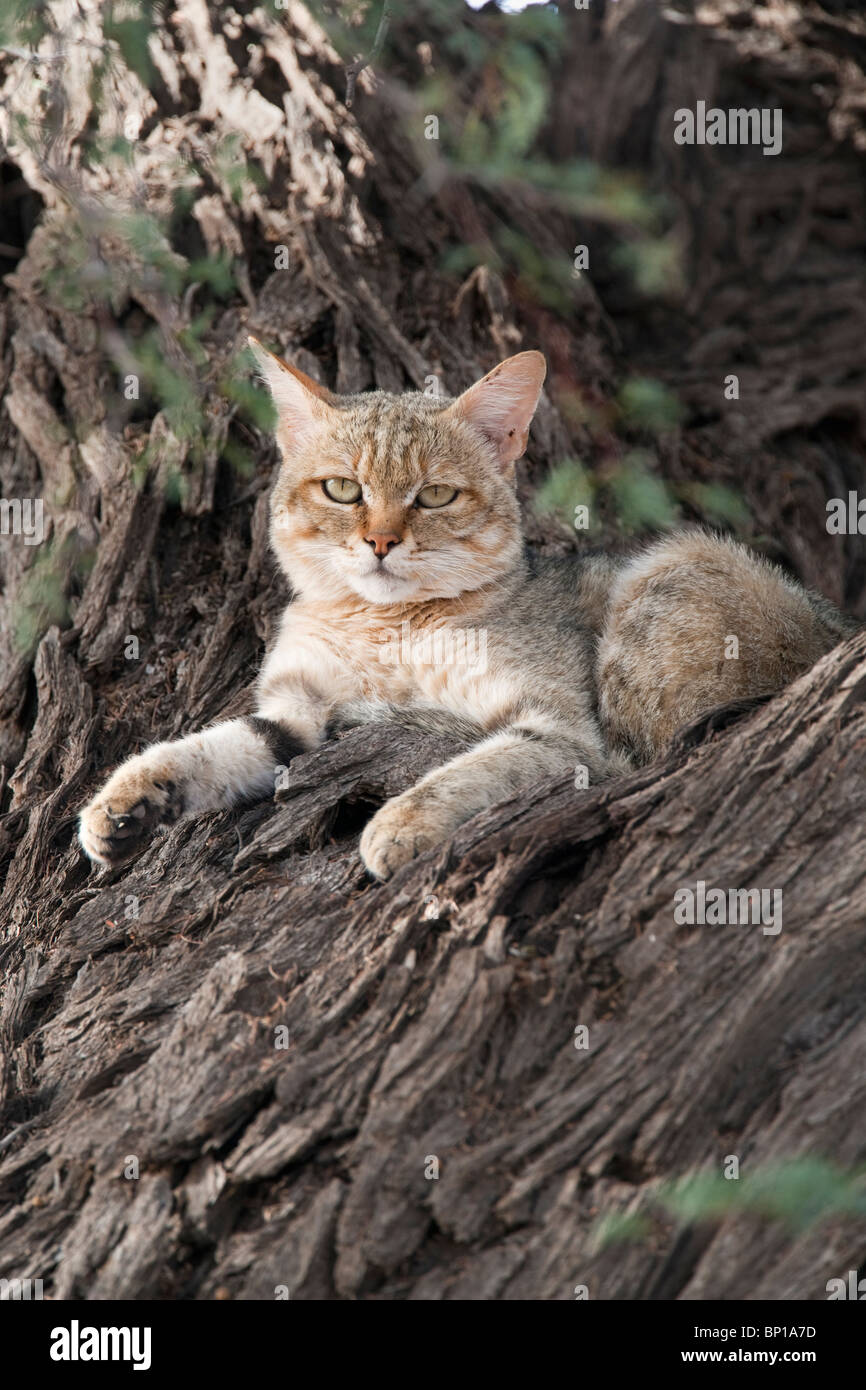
[596,528,855,766]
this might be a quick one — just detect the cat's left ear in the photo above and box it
[447,351,546,473]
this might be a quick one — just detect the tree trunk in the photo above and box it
[1,0,865,1300]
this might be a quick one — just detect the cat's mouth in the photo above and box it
[351,556,418,602]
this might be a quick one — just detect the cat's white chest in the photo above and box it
[266,604,513,730]
[374,617,489,705]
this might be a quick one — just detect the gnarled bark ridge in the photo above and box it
[1,0,865,1299]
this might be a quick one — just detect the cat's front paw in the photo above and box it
[359,793,451,881]
[79,765,183,865]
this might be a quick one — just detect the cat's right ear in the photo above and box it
[248,337,337,446]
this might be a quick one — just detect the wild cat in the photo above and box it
[78,343,854,878]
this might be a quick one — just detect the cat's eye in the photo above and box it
[416,484,458,509]
[322,477,362,504]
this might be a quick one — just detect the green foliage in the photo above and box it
[186,253,237,299]
[534,457,597,532]
[12,536,95,658]
[0,0,48,49]
[442,0,563,70]
[103,4,155,86]
[592,1209,653,1249]
[533,452,680,537]
[440,239,503,277]
[495,226,574,311]
[213,133,266,205]
[31,167,270,496]
[594,1157,866,1251]
[218,433,256,480]
[35,202,274,497]
[613,234,685,298]
[125,212,187,295]
[534,368,753,539]
[666,1159,866,1232]
[679,481,752,530]
[618,378,683,434]
[307,0,677,299]
[535,451,751,540]
[534,376,682,535]
[3,0,272,499]
[457,45,550,165]
[610,451,679,531]
[225,348,278,432]
[128,333,203,442]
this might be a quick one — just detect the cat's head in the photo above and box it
[249,338,546,605]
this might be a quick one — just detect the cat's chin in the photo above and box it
[348,569,420,604]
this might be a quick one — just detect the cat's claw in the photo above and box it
[79,776,182,865]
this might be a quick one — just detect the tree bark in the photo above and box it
[1,0,865,1300]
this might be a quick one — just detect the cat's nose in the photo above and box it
[364,531,401,558]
